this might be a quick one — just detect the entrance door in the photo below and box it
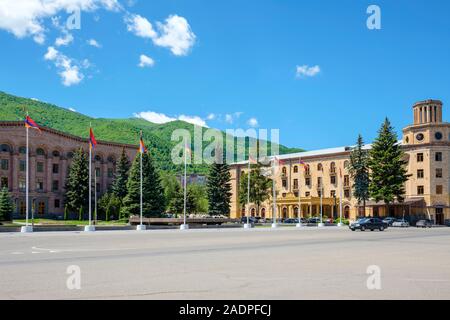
[38,201,45,215]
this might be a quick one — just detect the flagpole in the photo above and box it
[94,172,97,225]
[318,168,325,227]
[21,115,33,233]
[137,131,146,231]
[85,124,95,232]
[244,156,252,229]
[180,141,189,230]
[271,158,278,228]
[296,162,302,228]
[338,168,344,227]
[140,149,143,227]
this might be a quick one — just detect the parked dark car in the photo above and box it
[416,219,433,228]
[307,217,321,224]
[241,216,257,224]
[382,217,396,226]
[350,218,387,231]
[283,218,297,224]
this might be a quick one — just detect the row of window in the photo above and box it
[0,159,115,178]
[284,161,349,175]
[282,188,352,199]
[283,175,350,189]
[416,152,443,162]
[417,168,443,179]
[417,185,444,195]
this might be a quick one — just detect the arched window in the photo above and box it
[19,146,26,154]
[282,167,287,176]
[0,144,11,153]
[330,162,336,173]
[344,160,349,169]
[344,206,350,219]
[52,150,60,157]
[251,208,256,217]
[241,207,246,216]
[293,166,298,173]
[94,155,102,162]
[261,208,266,218]
[317,163,323,171]
[67,151,74,159]
[36,148,45,156]
[282,207,288,219]
[107,156,116,164]
[294,206,299,215]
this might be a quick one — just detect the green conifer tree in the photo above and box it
[348,134,370,215]
[111,148,130,200]
[207,160,232,216]
[65,148,89,216]
[368,118,411,215]
[0,187,13,221]
[120,152,165,218]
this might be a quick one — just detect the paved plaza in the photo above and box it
[1,227,449,299]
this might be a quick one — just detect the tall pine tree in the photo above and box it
[120,152,165,218]
[238,164,272,215]
[111,148,130,200]
[65,148,89,215]
[368,118,411,215]
[348,134,370,215]
[167,182,196,216]
[0,187,13,221]
[207,159,232,216]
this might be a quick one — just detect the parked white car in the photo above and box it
[392,219,410,228]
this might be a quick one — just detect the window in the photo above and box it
[282,179,287,188]
[330,162,336,173]
[317,177,322,187]
[19,146,26,154]
[67,152,74,159]
[305,177,311,186]
[293,166,298,173]
[95,168,101,177]
[282,167,287,176]
[436,168,443,178]
[36,179,44,191]
[0,144,11,153]
[96,183,101,193]
[417,169,424,179]
[344,160,349,168]
[52,150,60,157]
[417,153,424,162]
[1,159,8,170]
[36,148,45,156]
[19,179,26,192]
[305,192,310,197]
[435,152,442,162]
[344,175,350,187]
[330,175,336,185]
[435,132,443,140]
[318,190,322,197]
[436,208,443,214]
[317,163,323,171]
[293,179,298,189]
[330,190,336,197]
[294,192,299,197]
[107,156,116,164]
[344,189,350,198]
[52,180,59,192]
[52,163,59,174]
[20,160,26,172]
[0,177,8,189]
[94,155,102,162]
[436,185,443,195]
[54,199,60,209]
[107,168,114,178]
[37,162,44,173]
[417,186,424,195]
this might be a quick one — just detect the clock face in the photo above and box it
[435,132,443,140]
[416,133,424,141]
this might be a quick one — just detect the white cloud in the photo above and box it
[134,111,208,127]
[206,113,216,120]
[225,114,234,124]
[153,15,196,56]
[0,0,121,43]
[87,38,101,48]
[247,117,258,127]
[296,65,321,78]
[68,107,77,112]
[138,54,155,68]
[125,14,196,56]
[125,14,157,39]
[55,32,73,46]
[44,46,86,86]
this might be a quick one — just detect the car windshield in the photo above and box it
[357,218,368,223]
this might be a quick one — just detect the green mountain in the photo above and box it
[0,91,303,174]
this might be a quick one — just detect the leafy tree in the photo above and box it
[64,206,69,221]
[238,164,272,215]
[167,182,196,216]
[368,118,411,214]
[160,171,180,211]
[111,148,130,200]
[188,184,209,214]
[99,192,122,221]
[0,188,13,221]
[207,161,232,216]
[348,134,370,215]
[120,152,165,218]
[65,148,89,215]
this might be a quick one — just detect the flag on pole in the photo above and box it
[24,116,41,131]
[299,159,309,171]
[89,127,97,150]
[139,132,147,153]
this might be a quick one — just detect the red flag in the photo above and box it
[24,116,41,131]
[89,127,97,150]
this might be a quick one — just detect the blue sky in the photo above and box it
[0,0,449,150]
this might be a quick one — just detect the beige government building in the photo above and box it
[229,100,450,224]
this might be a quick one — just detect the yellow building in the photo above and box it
[229,100,450,224]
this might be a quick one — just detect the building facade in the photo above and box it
[229,100,450,224]
[0,122,138,218]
